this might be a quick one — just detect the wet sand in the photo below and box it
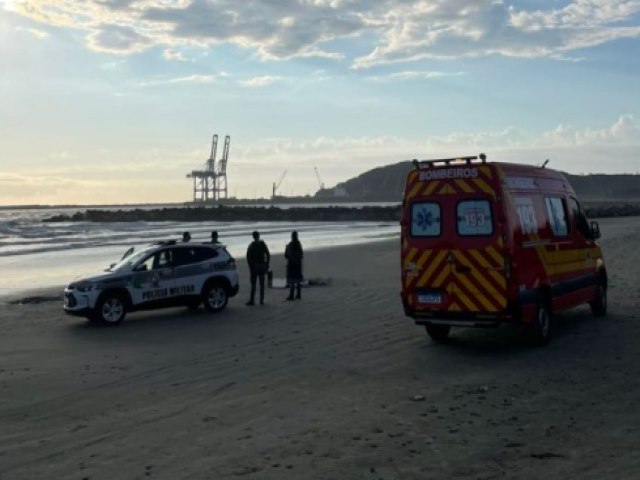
[1,218,640,479]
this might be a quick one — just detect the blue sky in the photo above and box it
[0,0,639,205]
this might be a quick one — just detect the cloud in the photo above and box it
[86,23,151,54]
[543,114,640,147]
[135,73,226,87]
[6,115,638,203]
[367,70,465,81]
[352,0,640,68]
[15,26,49,38]
[233,114,640,170]
[239,75,283,88]
[48,151,71,160]
[8,0,640,67]
[163,48,188,61]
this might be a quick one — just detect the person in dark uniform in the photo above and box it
[285,231,303,300]
[182,231,191,242]
[211,230,220,244]
[246,230,270,306]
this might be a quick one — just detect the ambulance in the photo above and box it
[400,154,607,345]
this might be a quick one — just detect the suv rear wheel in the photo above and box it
[92,292,127,325]
[202,282,228,313]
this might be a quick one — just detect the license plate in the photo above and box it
[418,293,442,304]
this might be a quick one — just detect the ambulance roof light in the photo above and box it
[412,154,485,169]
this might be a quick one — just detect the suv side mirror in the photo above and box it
[134,264,148,272]
[590,220,601,240]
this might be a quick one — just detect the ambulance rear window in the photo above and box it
[457,200,493,236]
[411,202,441,237]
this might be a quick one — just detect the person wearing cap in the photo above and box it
[246,230,270,305]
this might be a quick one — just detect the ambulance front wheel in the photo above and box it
[425,324,451,343]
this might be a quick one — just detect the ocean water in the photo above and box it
[0,206,399,297]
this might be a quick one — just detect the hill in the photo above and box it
[317,161,640,202]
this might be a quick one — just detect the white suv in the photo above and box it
[64,241,239,325]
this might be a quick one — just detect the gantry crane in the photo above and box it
[186,134,230,202]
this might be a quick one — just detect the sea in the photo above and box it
[0,204,400,297]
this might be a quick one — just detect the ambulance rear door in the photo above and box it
[449,196,508,314]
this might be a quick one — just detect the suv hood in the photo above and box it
[69,270,128,288]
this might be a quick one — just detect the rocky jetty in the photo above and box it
[42,205,402,223]
[41,201,640,224]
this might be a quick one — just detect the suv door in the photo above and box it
[172,246,219,298]
[130,248,176,306]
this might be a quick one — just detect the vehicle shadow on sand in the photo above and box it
[424,305,603,358]
[64,305,246,341]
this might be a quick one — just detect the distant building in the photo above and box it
[333,186,348,197]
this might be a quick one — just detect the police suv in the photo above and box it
[64,240,239,325]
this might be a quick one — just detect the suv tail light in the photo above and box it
[227,257,236,270]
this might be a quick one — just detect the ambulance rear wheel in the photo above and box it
[590,279,607,317]
[527,302,551,346]
[425,324,451,343]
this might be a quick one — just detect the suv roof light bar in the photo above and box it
[412,153,487,169]
[153,240,177,246]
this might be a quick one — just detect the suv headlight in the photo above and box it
[76,283,96,293]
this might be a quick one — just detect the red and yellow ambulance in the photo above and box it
[400,154,607,345]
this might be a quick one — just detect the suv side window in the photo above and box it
[136,249,173,271]
[545,197,569,237]
[411,202,441,237]
[193,247,218,263]
[174,247,219,266]
[155,249,173,268]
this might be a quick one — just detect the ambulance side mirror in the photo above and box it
[590,221,601,240]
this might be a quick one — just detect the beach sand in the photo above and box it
[1,218,640,479]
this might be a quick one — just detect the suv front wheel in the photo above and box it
[91,292,127,325]
[202,282,228,313]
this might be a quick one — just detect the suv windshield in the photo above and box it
[108,247,155,272]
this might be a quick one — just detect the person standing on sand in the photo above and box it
[211,230,220,244]
[246,231,270,306]
[285,231,303,301]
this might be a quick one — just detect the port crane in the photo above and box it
[186,134,230,202]
[314,166,324,191]
[272,170,287,199]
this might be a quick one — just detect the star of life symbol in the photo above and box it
[417,209,434,229]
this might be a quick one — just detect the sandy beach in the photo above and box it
[1,217,640,479]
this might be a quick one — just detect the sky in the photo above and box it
[0,0,639,205]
